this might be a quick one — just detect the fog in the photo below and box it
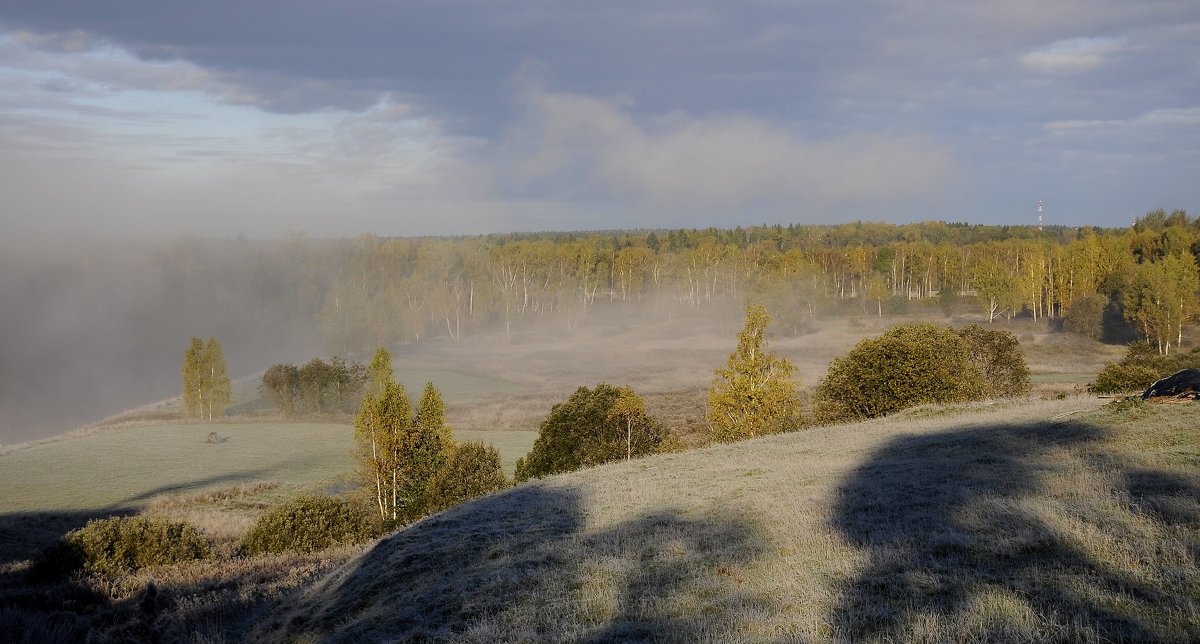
[0,229,871,446]
[0,236,321,445]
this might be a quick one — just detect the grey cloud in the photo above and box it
[503,87,958,220]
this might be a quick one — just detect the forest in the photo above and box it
[166,208,1198,357]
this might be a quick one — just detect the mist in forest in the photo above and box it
[0,236,320,444]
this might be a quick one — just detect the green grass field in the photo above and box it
[0,423,536,515]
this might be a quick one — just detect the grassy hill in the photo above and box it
[254,396,1200,643]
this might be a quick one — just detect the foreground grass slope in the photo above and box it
[259,396,1199,643]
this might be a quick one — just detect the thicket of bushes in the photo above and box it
[1088,342,1200,394]
[53,516,211,576]
[240,495,374,556]
[816,323,1030,421]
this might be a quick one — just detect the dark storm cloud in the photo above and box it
[4,1,1196,123]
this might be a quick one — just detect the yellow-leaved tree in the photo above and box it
[707,304,802,442]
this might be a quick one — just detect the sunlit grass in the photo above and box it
[258,396,1200,642]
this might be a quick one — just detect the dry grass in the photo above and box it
[254,395,1199,642]
[0,540,366,643]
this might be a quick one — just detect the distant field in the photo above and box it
[0,423,536,516]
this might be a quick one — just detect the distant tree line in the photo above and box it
[155,210,1200,372]
[260,357,368,415]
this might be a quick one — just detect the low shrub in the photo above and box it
[59,515,211,576]
[1090,364,1162,394]
[1088,342,1200,394]
[240,495,372,556]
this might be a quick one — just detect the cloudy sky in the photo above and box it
[1,1,1197,237]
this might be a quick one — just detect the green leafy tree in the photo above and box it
[1063,293,1106,341]
[330,356,368,412]
[515,383,663,481]
[366,347,394,400]
[260,363,300,414]
[298,358,332,413]
[181,336,231,419]
[354,350,404,521]
[608,385,656,460]
[973,259,1018,323]
[182,337,206,417]
[1124,254,1200,355]
[816,323,984,421]
[355,380,411,522]
[354,352,454,524]
[203,337,232,419]
[707,304,801,442]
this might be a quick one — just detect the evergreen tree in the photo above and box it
[401,382,453,520]
[707,305,801,442]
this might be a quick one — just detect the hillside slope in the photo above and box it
[256,396,1200,643]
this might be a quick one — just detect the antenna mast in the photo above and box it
[1037,200,1044,231]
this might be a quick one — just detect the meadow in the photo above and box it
[0,314,1153,642]
[0,423,535,566]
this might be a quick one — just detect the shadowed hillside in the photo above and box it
[256,397,1200,642]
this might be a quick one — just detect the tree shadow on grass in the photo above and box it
[261,484,775,642]
[830,420,1200,642]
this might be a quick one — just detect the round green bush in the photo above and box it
[954,324,1031,398]
[816,323,985,421]
[62,515,211,576]
[425,442,508,513]
[241,495,371,556]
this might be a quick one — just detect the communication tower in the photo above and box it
[1037,200,1043,231]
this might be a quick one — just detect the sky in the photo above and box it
[0,1,1197,237]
